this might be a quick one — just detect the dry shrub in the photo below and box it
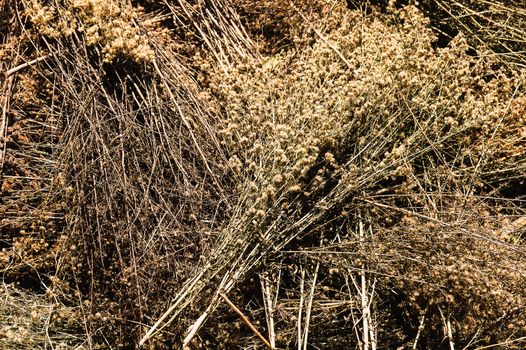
[3,0,251,347]
[2,0,526,348]
[362,196,526,347]
[24,0,155,62]
[350,0,526,67]
[146,1,526,348]
[41,9,229,350]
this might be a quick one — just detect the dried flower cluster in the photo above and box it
[24,0,154,62]
[215,2,525,225]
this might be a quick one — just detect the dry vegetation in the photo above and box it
[1,0,526,349]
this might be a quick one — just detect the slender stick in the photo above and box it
[261,275,276,349]
[438,306,455,350]
[302,263,319,350]
[359,221,370,350]
[446,316,455,350]
[182,302,215,349]
[412,307,428,350]
[0,75,12,174]
[297,268,305,350]
[368,279,377,350]
[474,336,526,350]
[219,292,272,349]
[4,54,52,77]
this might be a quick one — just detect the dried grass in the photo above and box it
[1,0,526,349]
[2,0,251,347]
[0,282,102,349]
[418,0,526,67]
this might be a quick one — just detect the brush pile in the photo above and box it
[1,0,526,349]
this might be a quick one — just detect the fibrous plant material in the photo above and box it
[142,1,526,348]
[23,0,155,62]
[3,0,252,347]
[0,283,102,349]
[417,0,526,67]
[1,0,66,294]
[37,0,255,346]
[2,0,526,348]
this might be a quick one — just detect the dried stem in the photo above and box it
[219,292,272,349]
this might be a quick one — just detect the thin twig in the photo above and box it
[0,75,13,175]
[447,317,455,350]
[219,292,272,349]
[302,263,319,350]
[359,221,370,350]
[261,274,276,349]
[297,268,305,350]
[4,54,52,77]
[412,307,428,350]
[438,306,455,350]
[182,304,213,349]
[473,337,526,349]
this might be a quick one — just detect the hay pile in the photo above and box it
[1,0,526,349]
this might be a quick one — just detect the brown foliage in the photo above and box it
[1,0,526,349]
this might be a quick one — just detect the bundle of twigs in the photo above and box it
[3,0,254,346]
[41,0,255,345]
[140,2,526,348]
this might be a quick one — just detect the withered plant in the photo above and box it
[1,0,526,349]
